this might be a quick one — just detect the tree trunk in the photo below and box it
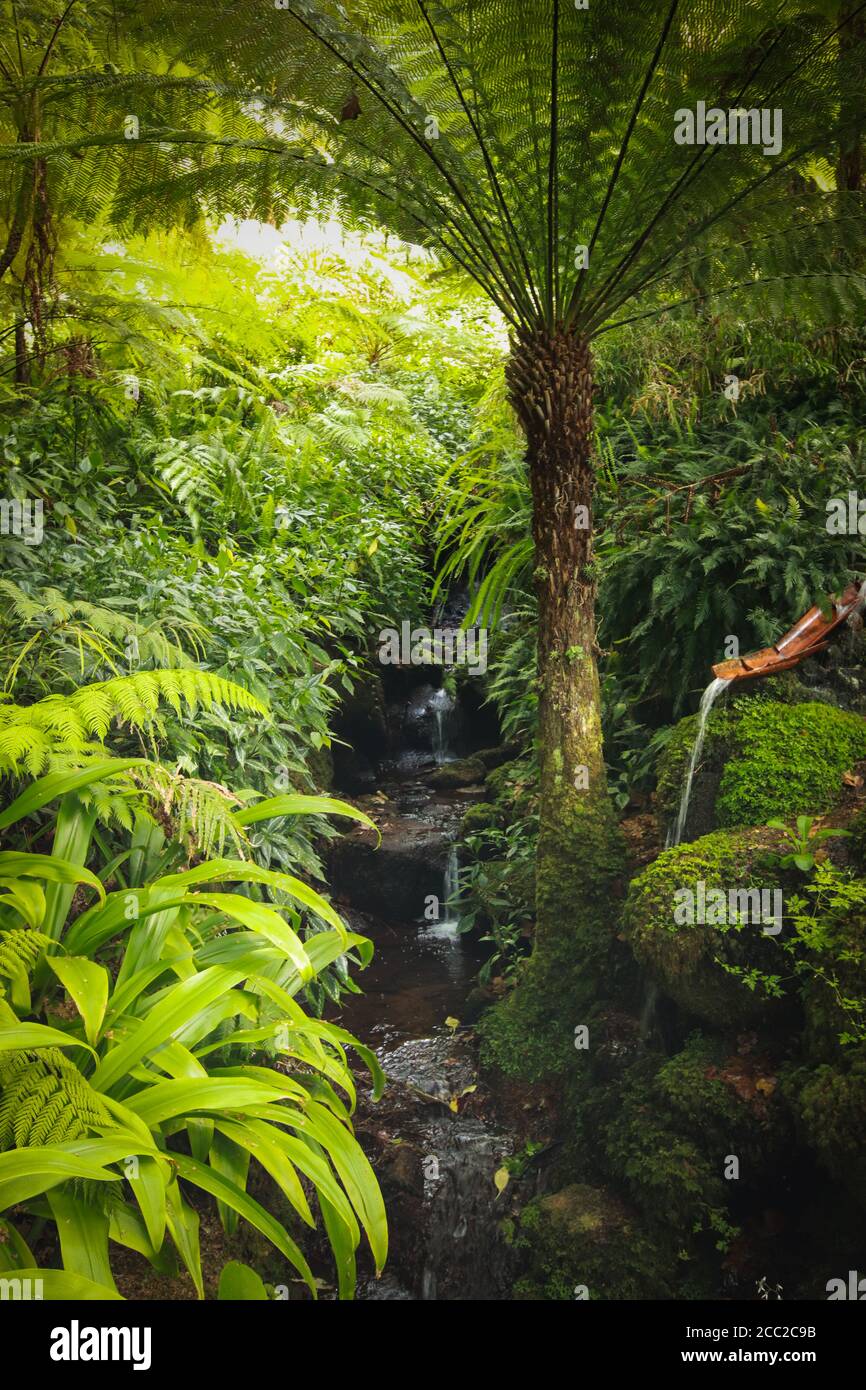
[838,3,864,192]
[14,321,29,386]
[481,327,624,1079]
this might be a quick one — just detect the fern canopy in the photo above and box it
[2,0,852,337]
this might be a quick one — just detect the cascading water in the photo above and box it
[667,676,731,847]
[429,686,456,765]
[420,844,463,978]
[443,843,459,923]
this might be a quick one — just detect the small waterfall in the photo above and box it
[442,843,460,924]
[429,687,455,765]
[667,676,730,848]
[638,979,659,1045]
[421,843,462,960]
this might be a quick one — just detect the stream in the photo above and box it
[326,675,527,1300]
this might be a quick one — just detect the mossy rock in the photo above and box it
[512,1183,676,1300]
[427,755,485,788]
[653,1032,790,1171]
[781,1052,866,1211]
[657,694,866,840]
[850,807,866,872]
[484,755,536,805]
[623,827,794,1030]
[574,1051,733,1260]
[460,800,504,838]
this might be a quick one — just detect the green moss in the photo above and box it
[572,1051,734,1261]
[653,1032,789,1169]
[479,794,626,1080]
[512,1184,676,1300]
[657,695,866,833]
[717,700,866,826]
[622,827,792,1029]
[782,1052,866,1210]
[460,801,503,838]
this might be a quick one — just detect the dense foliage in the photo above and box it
[2,0,866,1309]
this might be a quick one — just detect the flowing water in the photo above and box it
[331,768,524,1300]
[667,676,731,847]
[429,686,456,765]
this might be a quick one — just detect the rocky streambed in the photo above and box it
[324,670,547,1300]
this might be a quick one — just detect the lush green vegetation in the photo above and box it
[1,0,866,1307]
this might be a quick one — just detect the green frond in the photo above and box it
[0,1049,113,1151]
[0,671,269,776]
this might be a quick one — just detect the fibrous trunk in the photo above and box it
[486,328,623,1077]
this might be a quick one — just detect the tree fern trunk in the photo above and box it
[483,328,624,1078]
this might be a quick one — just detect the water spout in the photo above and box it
[667,676,731,847]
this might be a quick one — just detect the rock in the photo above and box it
[622,826,798,1030]
[462,984,498,1024]
[400,683,465,754]
[333,673,387,755]
[513,1183,676,1300]
[326,822,447,922]
[381,1141,425,1198]
[428,756,486,789]
[473,743,520,771]
[782,1054,866,1213]
[328,816,451,921]
[657,692,866,841]
[460,800,503,838]
[331,745,378,794]
[652,1032,789,1170]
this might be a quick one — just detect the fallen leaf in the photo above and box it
[494,1167,510,1197]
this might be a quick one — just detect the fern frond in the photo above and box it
[0,1048,113,1150]
[0,671,269,776]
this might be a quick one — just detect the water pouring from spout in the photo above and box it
[667,676,731,847]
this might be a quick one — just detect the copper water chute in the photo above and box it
[711,580,866,684]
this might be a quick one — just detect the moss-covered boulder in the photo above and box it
[512,1184,676,1300]
[653,1032,790,1172]
[657,694,866,841]
[781,1052,866,1212]
[460,800,503,838]
[427,755,485,788]
[623,827,794,1030]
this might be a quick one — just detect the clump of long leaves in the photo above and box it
[0,761,386,1300]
